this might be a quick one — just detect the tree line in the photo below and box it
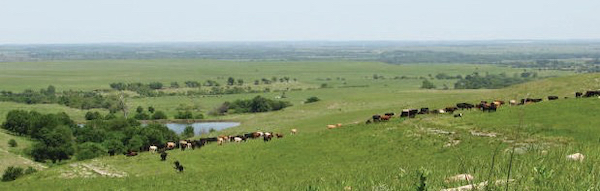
[1,110,180,163]
[213,96,292,115]
[0,85,123,110]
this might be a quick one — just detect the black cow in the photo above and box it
[548,96,559,100]
[576,92,583,98]
[444,107,459,114]
[160,151,168,161]
[456,103,475,110]
[418,108,429,114]
[584,90,600,97]
[384,112,395,117]
[372,114,381,122]
[400,109,418,118]
[174,161,184,172]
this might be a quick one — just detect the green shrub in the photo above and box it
[75,142,108,161]
[152,111,168,120]
[24,167,37,175]
[8,139,17,147]
[305,96,320,103]
[2,166,24,182]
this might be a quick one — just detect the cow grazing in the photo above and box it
[263,133,273,142]
[384,112,395,117]
[584,90,600,97]
[548,96,559,100]
[327,124,337,129]
[509,100,517,105]
[291,129,298,135]
[372,114,381,122]
[149,146,158,153]
[418,108,429,114]
[401,109,419,118]
[444,107,458,114]
[126,151,138,157]
[174,161,184,172]
[454,113,463,118]
[160,151,168,161]
[276,133,284,138]
[166,142,176,150]
[456,103,474,110]
[576,92,583,98]
[234,137,243,142]
[380,115,391,121]
[217,137,225,145]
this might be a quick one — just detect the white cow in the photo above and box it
[234,137,243,142]
[149,145,158,153]
[291,129,298,135]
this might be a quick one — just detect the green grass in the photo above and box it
[1,59,599,190]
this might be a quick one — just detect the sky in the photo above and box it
[1,0,599,44]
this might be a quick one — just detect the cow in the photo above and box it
[454,113,463,118]
[327,124,337,129]
[160,151,168,161]
[576,92,583,98]
[166,142,176,150]
[217,137,225,145]
[291,129,298,135]
[584,90,600,97]
[380,115,391,121]
[456,103,474,110]
[365,120,372,124]
[548,96,559,100]
[384,112,395,117]
[372,114,381,122]
[174,161,184,172]
[276,133,284,138]
[509,100,517,105]
[149,145,158,153]
[444,107,458,114]
[125,151,138,157]
[401,109,418,118]
[233,137,243,142]
[418,108,430,114]
[263,133,273,142]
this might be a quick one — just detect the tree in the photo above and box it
[305,96,320,103]
[152,111,168,120]
[126,135,144,152]
[250,96,272,113]
[2,166,24,182]
[148,106,155,113]
[1,110,30,135]
[134,112,149,120]
[182,126,195,138]
[421,80,436,89]
[148,82,163,90]
[237,79,244,86]
[102,138,126,156]
[85,111,102,120]
[45,85,56,96]
[227,77,235,86]
[8,139,17,147]
[31,126,75,163]
[170,82,180,88]
[75,142,107,161]
[175,111,193,119]
[136,106,144,113]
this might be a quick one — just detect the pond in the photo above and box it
[165,122,240,135]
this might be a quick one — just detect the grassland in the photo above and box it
[1,59,598,190]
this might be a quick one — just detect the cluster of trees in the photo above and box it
[421,80,436,89]
[109,82,163,96]
[0,86,121,110]
[500,59,600,73]
[453,72,536,89]
[132,106,167,120]
[434,73,463,80]
[1,110,180,163]
[217,96,292,114]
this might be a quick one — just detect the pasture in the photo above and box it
[1,59,599,190]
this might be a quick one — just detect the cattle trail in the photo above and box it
[61,160,127,178]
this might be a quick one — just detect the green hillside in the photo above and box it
[1,72,599,190]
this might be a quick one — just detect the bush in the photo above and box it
[421,80,436,89]
[305,96,320,103]
[85,111,102,120]
[152,111,167,120]
[134,112,150,120]
[2,166,24,182]
[182,126,195,138]
[24,167,37,175]
[175,111,193,119]
[226,96,292,114]
[8,139,17,147]
[75,142,107,161]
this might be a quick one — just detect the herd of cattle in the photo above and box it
[367,90,600,123]
[124,128,299,169]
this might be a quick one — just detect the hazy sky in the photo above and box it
[1,0,599,44]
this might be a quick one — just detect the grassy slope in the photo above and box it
[1,72,598,190]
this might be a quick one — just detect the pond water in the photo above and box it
[165,122,240,135]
